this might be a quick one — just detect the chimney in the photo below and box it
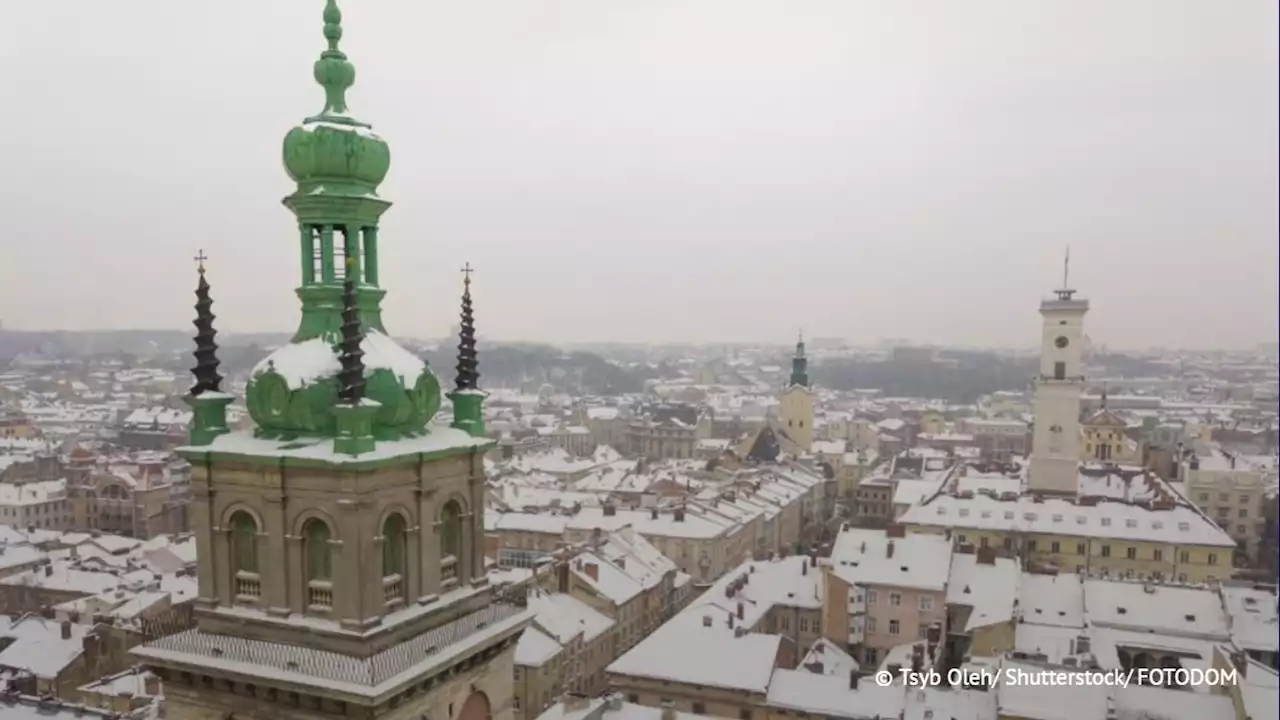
[674,508,686,522]
[1073,634,1091,655]
[616,558,625,571]
[557,561,570,593]
[651,508,659,520]
[143,674,161,697]
[926,623,941,646]
[661,701,676,720]
[728,614,735,630]
[886,541,895,559]
[584,562,599,581]
[44,564,53,577]
[976,547,996,565]
[886,524,905,538]
[736,602,744,619]
[809,553,817,568]
[848,670,859,689]
[802,562,808,576]
[702,615,712,627]
[60,621,71,640]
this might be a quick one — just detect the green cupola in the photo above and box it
[245,0,441,444]
[789,332,809,388]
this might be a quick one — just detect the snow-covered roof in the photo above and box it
[1083,580,1229,639]
[1220,584,1279,653]
[178,426,488,463]
[828,527,952,592]
[250,331,424,389]
[946,553,1019,631]
[1018,572,1084,627]
[608,610,781,693]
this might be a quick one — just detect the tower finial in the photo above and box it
[313,0,356,117]
[194,249,208,275]
[190,253,223,396]
[455,263,479,391]
[1054,246,1077,301]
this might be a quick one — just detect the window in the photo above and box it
[919,596,933,612]
[866,617,877,633]
[1208,553,1218,566]
[957,534,967,545]
[513,697,520,710]
[1101,545,1111,558]
[1003,537,1013,550]
[1126,547,1136,560]
[1179,551,1190,563]
[627,695,639,704]
[1101,517,1112,527]
[1198,493,1209,503]
[1077,543,1086,555]
[889,620,900,636]
[864,648,878,665]
[693,703,706,715]
[739,710,753,720]
[230,511,260,601]
[382,513,407,604]
[439,500,463,583]
[1240,494,1250,504]
[1239,508,1249,518]
[866,589,878,605]
[1219,493,1229,502]
[1153,549,1163,562]
[980,537,989,549]
[1237,524,1247,536]
[303,519,333,610]
[1053,362,1066,380]
[1051,541,1060,554]
[1027,540,1037,553]
[889,592,902,607]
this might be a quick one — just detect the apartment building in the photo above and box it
[899,462,1237,584]
[1179,448,1276,560]
[513,591,615,720]
[820,526,951,667]
[0,479,71,531]
[607,555,823,720]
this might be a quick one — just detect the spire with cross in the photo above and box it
[190,250,223,395]
[455,263,479,392]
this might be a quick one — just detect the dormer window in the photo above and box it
[1101,517,1112,527]
[1125,519,1137,528]
[1052,514,1063,523]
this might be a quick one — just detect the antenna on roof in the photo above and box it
[1054,246,1077,301]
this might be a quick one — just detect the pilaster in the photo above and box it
[264,493,291,616]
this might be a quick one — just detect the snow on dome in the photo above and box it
[252,331,425,389]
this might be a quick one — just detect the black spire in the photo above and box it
[337,254,366,404]
[191,250,223,395]
[455,263,479,391]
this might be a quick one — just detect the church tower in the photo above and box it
[1027,253,1089,495]
[779,333,814,453]
[133,4,531,719]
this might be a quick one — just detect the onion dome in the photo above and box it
[281,0,390,198]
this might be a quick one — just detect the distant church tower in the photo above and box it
[779,333,814,453]
[1028,252,1088,495]
[133,3,530,719]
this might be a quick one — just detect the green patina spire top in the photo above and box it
[789,330,809,389]
[248,2,442,444]
[313,0,357,121]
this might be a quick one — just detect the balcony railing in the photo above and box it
[235,571,261,602]
[383,574,404,607]
[308,580,334,612]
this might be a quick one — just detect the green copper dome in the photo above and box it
[244,0,442,444]
[281,0,390,197]
[246,332,441,441]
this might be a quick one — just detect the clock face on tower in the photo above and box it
[1054,336,1069,349]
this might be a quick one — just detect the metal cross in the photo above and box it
[461,262,474,284]
[194,249,208,273]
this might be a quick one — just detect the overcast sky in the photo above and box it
[4,1,1276,349]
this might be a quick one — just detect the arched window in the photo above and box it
[439,501,462,585]
[303,519,333,611]
[382,513,407,605]
[230,511,261,601]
